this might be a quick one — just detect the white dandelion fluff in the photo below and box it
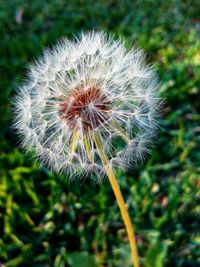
[13,31,160,180]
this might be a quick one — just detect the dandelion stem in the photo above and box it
[104,166,139,267]
[93,133,139,267]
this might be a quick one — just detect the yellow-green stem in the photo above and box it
[93,133,139,267]
[104,165,139,267]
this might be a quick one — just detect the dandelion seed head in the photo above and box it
[13,31,161,180]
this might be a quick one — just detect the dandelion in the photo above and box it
[13,32,160,267]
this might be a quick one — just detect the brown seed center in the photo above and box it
[59,85,111,131]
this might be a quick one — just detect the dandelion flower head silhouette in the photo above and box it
[13,32,160,180]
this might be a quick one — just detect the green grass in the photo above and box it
[0,1,200,266]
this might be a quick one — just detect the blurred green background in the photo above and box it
[0,1,200,266]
